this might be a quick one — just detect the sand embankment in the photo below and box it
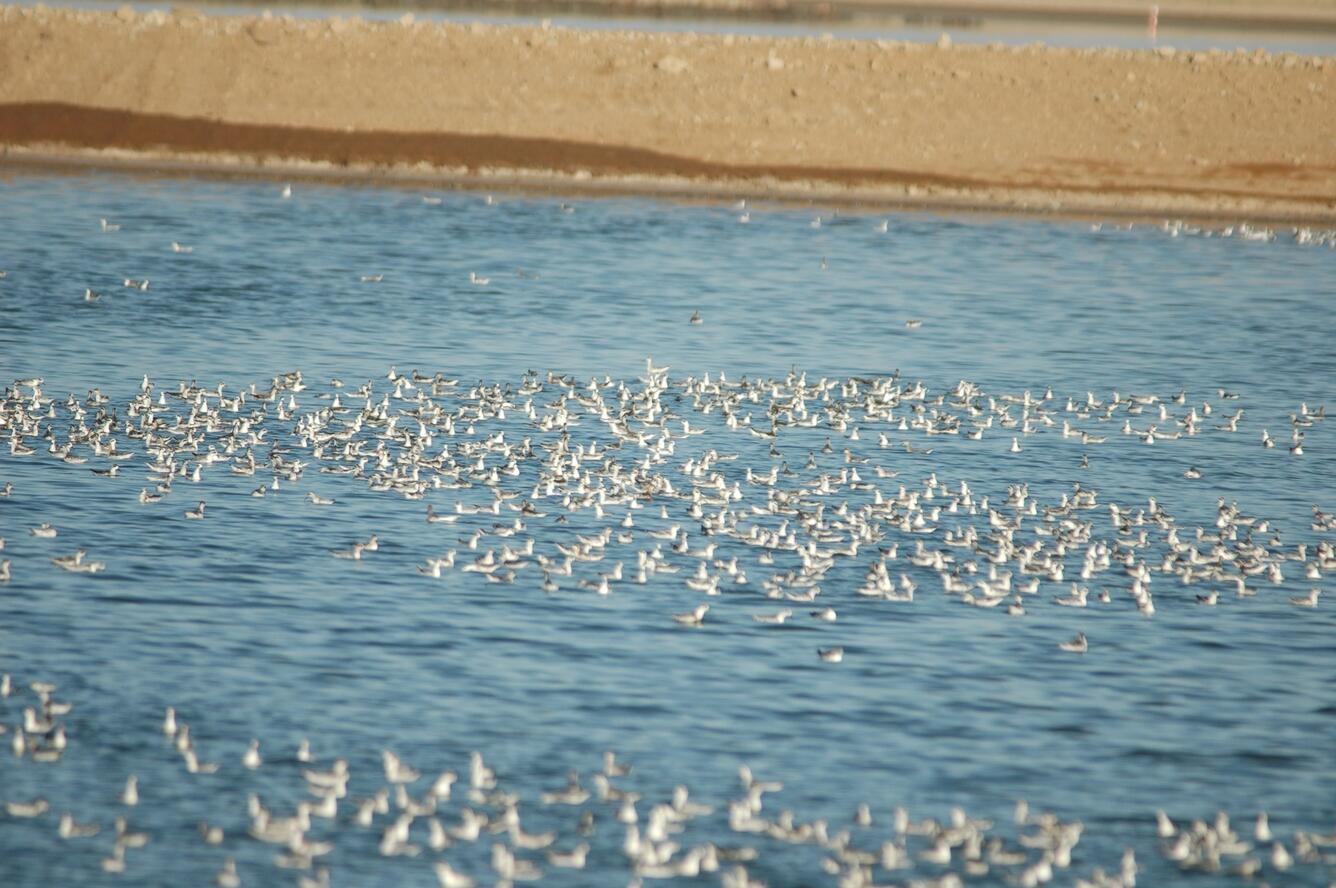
[1,5,1333,220]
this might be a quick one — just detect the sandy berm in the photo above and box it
[1,5,1333,220]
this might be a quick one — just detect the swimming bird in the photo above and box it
[243,739,263,769]
[215,859,240,888]
[602,750,632,777]
[307,492,335,505]
[434,861,475,888]
[1058,632,1088,653]
[469,272,490,286]
[383,749,421,784]
[672,603,709,626]
[547,842,589,868]
[818,647,844,663]
[689,311,702,325]
[30,523,57,538]
[1290,588,1320,607]
[426,504,458,523]
[6,798,50,817]
[184,501,206,519]
[58,812,101,838]
[119,776,139,806]
[330,542,366,560]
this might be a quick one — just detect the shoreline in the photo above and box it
[4,108,1336,225]
[2,6,1333,223]
[9,145,1336,228]
[125,0,1336,32]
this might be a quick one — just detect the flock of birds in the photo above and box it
[1,363,1329,648]
[3,671,1336,888]
[3,203,1334,886]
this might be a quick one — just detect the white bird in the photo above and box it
[58,812,101,838]
[1290,588,1320,607]
[672,603,709,626]
[1058,632,1088,653]
[119,776,139,807]
[215,859,240,888]
[434,861,475,888]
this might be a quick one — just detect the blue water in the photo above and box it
[1,171,1335,887]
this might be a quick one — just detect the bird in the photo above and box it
[331,542,366,560]
[818,647,844,663]
[58,812,101,838]
[215,859,240,888]
[6,798,50,817]
[672,603,709,626]
[469,272,490,286]
[1058,633,1088,653]
[184,501,206,519]
[119,776,139,806]
[1290,588,1320,607]
[689,310,702,325]
[426,504,458,524]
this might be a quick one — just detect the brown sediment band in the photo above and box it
[3,102,1335,212]
[0,103,991,190]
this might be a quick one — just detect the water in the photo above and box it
[1,170,1335,887]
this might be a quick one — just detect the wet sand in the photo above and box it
[1,5,1333,220]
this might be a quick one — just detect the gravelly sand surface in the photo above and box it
[1,5,1333,219]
